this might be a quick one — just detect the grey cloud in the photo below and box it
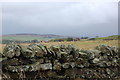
[2,2,118,37]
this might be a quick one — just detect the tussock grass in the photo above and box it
[0,40,118,52]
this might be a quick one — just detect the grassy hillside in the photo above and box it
[2,35,53,41]
[96,35,119,40]
[1,34,66,41]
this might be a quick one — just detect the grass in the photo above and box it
[0,40,118,52]
[42,40,118,50]
[2,36,56,41]
[96,35,119,40]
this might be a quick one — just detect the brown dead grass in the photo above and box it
[0,40,118,52]
[42,40,118,50]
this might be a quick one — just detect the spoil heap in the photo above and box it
[0,43,120,80]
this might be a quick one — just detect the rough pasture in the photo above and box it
[0,40,118,52]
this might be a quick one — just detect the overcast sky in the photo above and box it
[1,0,118,37]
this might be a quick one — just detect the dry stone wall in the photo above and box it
[0,43,120,80]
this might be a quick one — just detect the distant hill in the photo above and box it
[96,35,119,40]
[1,34,67,41]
